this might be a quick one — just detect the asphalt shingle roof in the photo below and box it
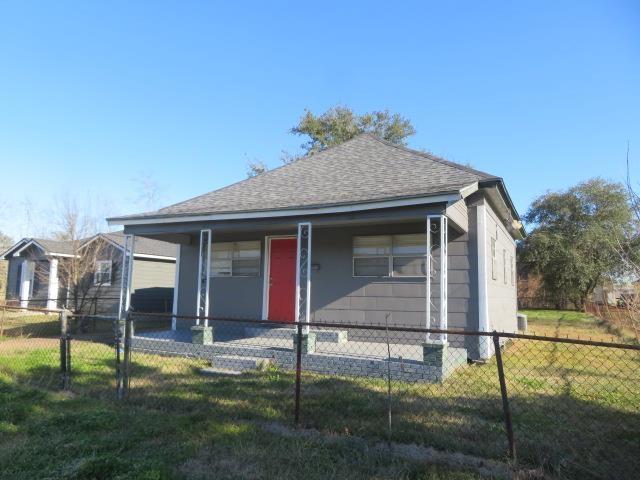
[113,134,498,221]
[1,233,176,259]
[33,238,76,255]
[103,232,176,258]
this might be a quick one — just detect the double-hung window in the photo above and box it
[510,255,515,285]
[503,249,507,284]
[211,241,261,277]
[490,237,497,280]
[353,234,427,277]
[94,260,112,285]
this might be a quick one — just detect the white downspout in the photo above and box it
[196,230,212,325]
[476,203,492,359]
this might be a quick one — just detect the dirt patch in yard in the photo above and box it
[260,421,520,479]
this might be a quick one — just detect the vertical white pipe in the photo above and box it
[196,230,212,326]
[47,258,59,310]
[118,235,135,319]
[305,223,312,334]
[425,217,432,341]
[19,260,31,308]
[476,203,491,358]
[440,216,448,343]
[295,222,312,335]
[171,246,181,331]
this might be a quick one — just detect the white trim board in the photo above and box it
[134,253,176,261]
[171,247,181,330]
[261,235,297,321]
[108,193,462,226]
[0,239,29,259]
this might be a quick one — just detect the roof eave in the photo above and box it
[107,191,464,227]
[478,178,526,238]
[0,239,29,260]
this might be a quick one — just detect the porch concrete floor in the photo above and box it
[135,328,425,362]
[132,328,468,383]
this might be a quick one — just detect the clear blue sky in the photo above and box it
[1,1,638,239]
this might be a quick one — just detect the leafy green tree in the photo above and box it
[246,106,417,176]
[291,106,416,155]
[519,178,634,310]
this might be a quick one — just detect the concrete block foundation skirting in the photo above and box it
[190,326,213,345]
[132,335,468,383]
[245,326,348,343]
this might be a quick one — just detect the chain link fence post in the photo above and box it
[492,332,516,462]
[115,317,124,399]
[59,310,71,390]
[122,312,132,397]
[294,320,303,426]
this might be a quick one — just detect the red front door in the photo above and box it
[268,238,297,322]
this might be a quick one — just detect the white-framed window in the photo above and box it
[510,255,515,286]
[503,249,507,284]
[353,234,427,277]
[28,261,36,298]
[490,237,497,280]
[211,241,261,277]
[94,260,112,285]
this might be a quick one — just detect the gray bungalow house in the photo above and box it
[1,232,176,315]
[108,134,523,369]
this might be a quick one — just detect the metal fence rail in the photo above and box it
[1,305,639,479]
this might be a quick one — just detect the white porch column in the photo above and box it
[171,246,181,331]
[19,260,33,309]
[476,203,492,359]
[118,234,135,319]
[47,258,59,310]
[196,229,212,326]
[295,222,312,334]
[426,215,448,344]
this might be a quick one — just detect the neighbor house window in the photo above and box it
[31,261,47,296]
[94,260,112,285]
[211,241,261,277]
[490,237,497,280]
[28,262,36,298]
[353,234,426,277]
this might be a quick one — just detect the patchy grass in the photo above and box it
[522,308,637,342]
[0,311,639,479]
[0,379,485,480]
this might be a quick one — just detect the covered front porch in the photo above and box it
[118,204,474,381]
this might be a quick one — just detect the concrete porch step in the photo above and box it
[210,354,273,372]
[244,326,348,343]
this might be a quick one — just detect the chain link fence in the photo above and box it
[1,305,639,479]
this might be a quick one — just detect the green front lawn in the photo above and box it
[0,311,639,479]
